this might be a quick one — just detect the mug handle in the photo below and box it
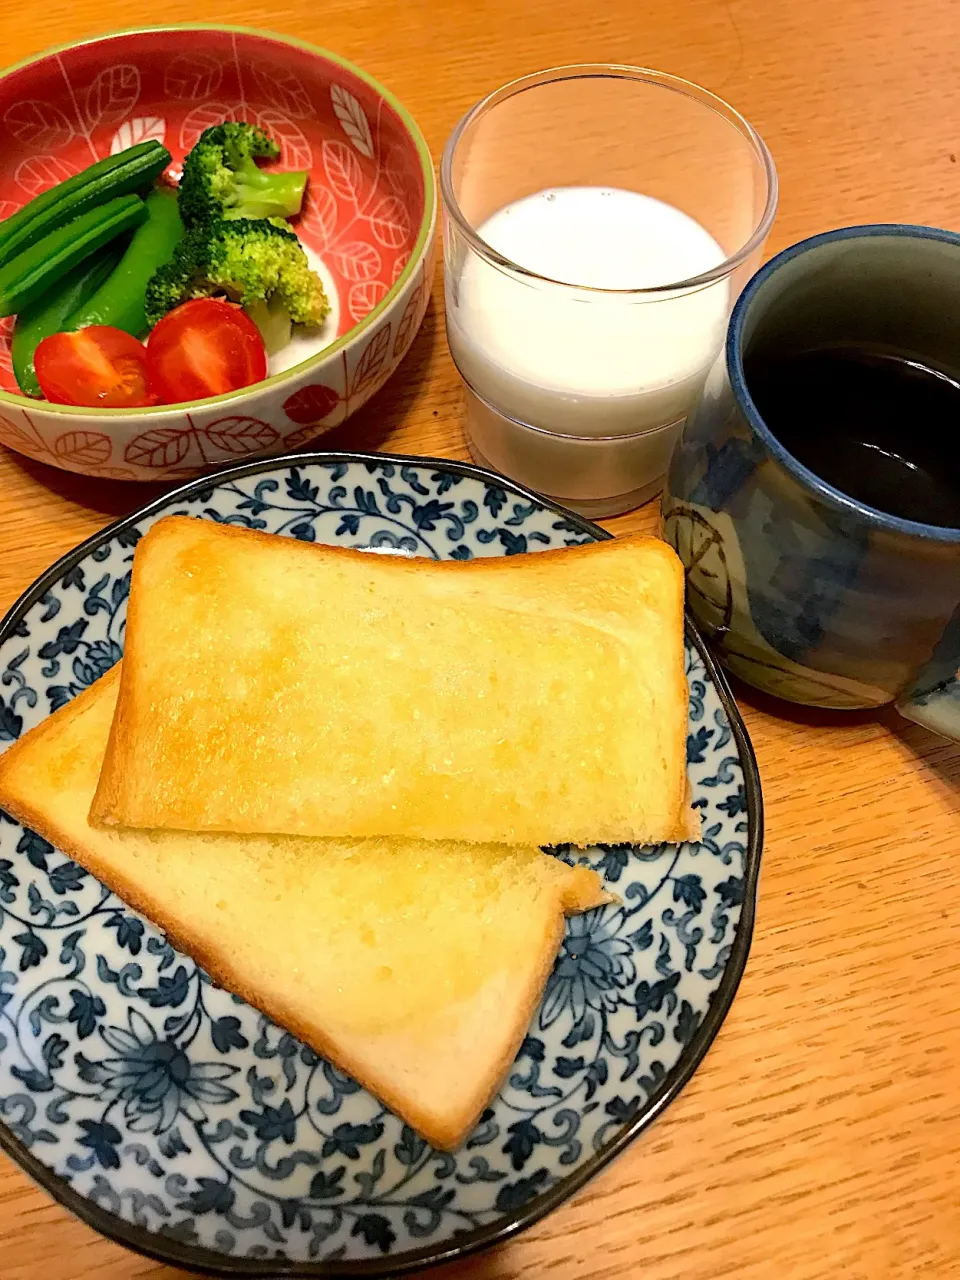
[896,604,960,741]
[896,675,960,741]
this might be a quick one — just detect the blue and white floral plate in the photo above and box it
[0,453,763,1276]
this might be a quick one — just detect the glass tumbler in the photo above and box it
[441,65,778,518]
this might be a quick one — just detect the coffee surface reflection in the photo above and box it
[744,344,960,529]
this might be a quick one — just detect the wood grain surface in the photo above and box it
[1,0,959,1276]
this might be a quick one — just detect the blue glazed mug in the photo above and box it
[662,224,960,740]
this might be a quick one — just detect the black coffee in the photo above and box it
[743,345,960,528]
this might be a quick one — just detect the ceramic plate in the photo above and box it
[0,453,762,1276]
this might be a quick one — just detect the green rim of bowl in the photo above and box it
[0,24,437,419]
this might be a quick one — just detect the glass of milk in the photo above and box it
[441,66,778,517]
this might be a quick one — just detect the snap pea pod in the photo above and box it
[65,187,183,337]
[0,141,170,269]
[11,244,124,397]
[0,194,147,317]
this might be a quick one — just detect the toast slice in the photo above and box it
[0,668,608,1150]
[92,517,698,845]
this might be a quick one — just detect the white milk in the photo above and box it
[447,187,730,438]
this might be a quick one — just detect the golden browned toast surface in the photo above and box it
[92,518,695,845]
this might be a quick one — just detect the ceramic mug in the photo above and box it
[662,224,960,740]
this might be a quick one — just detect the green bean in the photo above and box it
[65,187,183,337]
[0,195,147,317]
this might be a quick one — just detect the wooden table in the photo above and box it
[1,0,959,1275]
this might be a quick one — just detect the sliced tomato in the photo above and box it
[34,327,153,408]
[146,299,267,404]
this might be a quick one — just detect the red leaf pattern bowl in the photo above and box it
[0,26,437,479]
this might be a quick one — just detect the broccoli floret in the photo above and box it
[144,217,330,330]
[245,297,293,354]
[178,122,308,226]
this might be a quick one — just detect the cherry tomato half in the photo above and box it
[34,326,153,408]
[146,299,267,403]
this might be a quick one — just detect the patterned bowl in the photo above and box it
[0,26,436,480]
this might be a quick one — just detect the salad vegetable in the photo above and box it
[146,298,267,402]
[144,217,330,330]
[0,194,147,318]
[64,187,183,337]
[0,120,330,410]
[0,141,169,270]
[11,244,123,397]
[34,325,152,408]
[178,123,308,225]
